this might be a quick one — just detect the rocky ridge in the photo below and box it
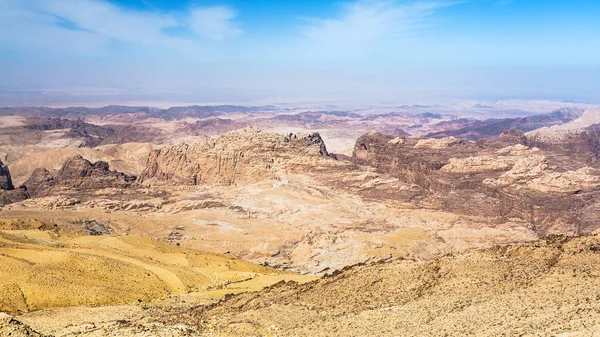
[138,127,331,186]
[426,107,585,140]
[526,108,600,141]
[351,131,600,237]
[24,155,135,197]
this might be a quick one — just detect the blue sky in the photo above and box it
[1,0,599,105]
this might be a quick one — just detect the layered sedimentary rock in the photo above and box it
[138,127,331,186]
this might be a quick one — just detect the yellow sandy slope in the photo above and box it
[0,219,312,313]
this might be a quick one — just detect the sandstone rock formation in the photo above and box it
[414,136,462,149]
[138,127,331,186]
[441,145,543,174]
[10,196,80,210]
[498,129,527,143]
[0,159,28,206]
[353,132,484,173]
[526,167,600,193]
[0,159,14,190]
[24,155,135,197]
[352,131,600,237]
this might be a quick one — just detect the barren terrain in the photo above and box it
[0,104,599,336]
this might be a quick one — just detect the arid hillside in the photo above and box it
[7,235,600,336]
[187,235,600,336]
[0,218,313,314]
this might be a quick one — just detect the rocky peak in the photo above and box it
[138,127,331,186]
[499,129,526,144]
[57,155,118,180]
[0,160,14,190]
[23,168,56,196]
[24,155,135,197]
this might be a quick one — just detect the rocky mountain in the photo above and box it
[3,102,600,336]
[177,118,244,136]
[24,117,163,147]
[138,127,331,186]
[525,123,600,162]
[426,107,585,140]
[351,131,600,236]
[526,108,600,141]
[24,155,135,197]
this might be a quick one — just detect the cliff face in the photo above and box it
[0,160,14,190]
[138,127,331,186]
[0,160,28,206]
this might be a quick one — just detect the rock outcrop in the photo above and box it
[352,131,600,236]
[24,155,135,197]
[0,160,14,190]
[0,160,28,206]
[441,145,542,173]
[414,136,462,149]
[0,314,45,337]
[498,129,527,144]
[138,127,331,186]
[352,132,484,174]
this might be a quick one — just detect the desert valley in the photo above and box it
[0,103,599,336]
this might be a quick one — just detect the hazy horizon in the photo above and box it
[1,0,600,106]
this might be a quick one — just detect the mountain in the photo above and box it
[526,108,600,141]
[24,155,135,197]
[138,127,331,186]
[352,131,600,236]
[426,107,585,140]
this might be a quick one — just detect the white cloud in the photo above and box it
[189,6,241,41]
[301,0,457,50]
[0,0,240,54]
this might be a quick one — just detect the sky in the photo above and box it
[0,0,599,106]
